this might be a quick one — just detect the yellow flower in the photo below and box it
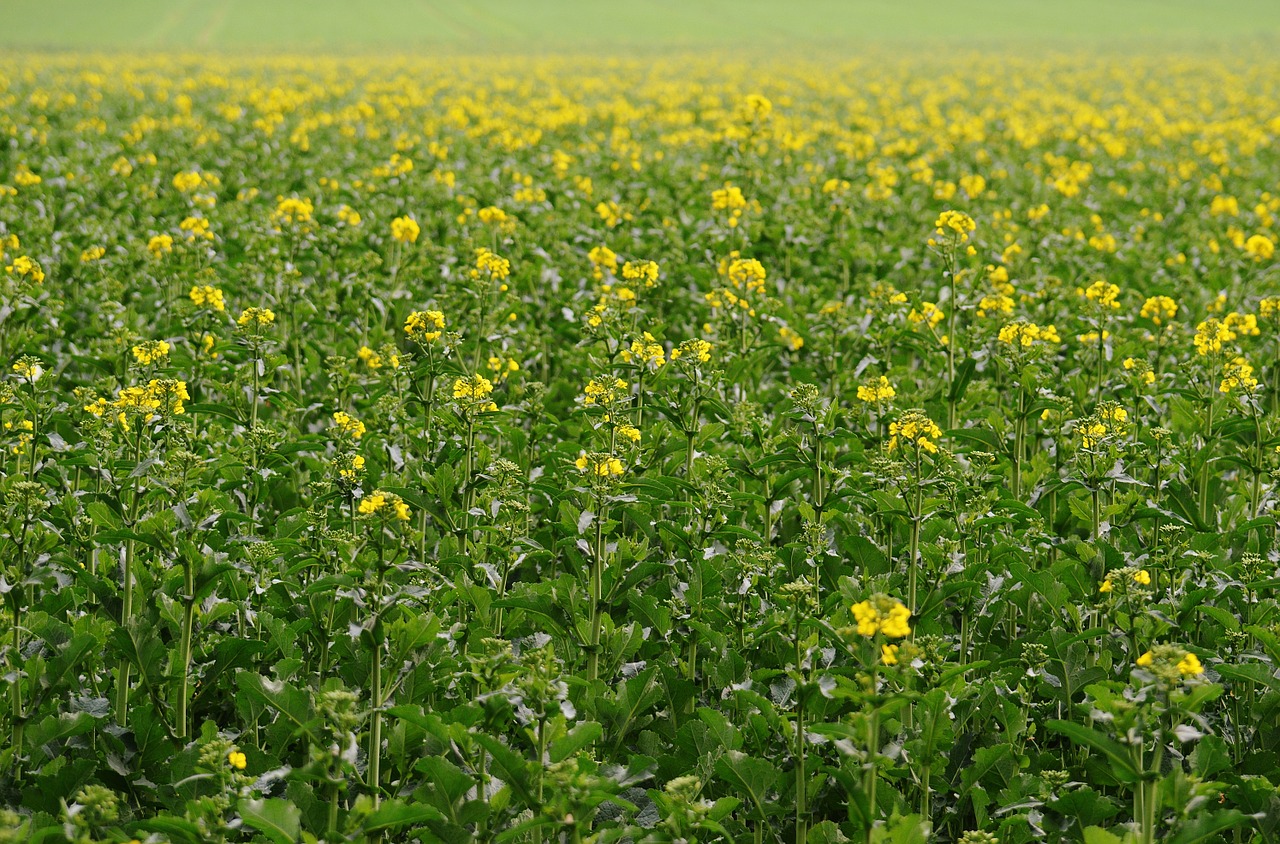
[742,93,772,122]
[1099,579,1113,593]
[1080,279,1121,309]
[478,206,508,225]
[725,258,766,293]
[887,410,942,454]
[908,301,945,329]
[272,196,314,226]
[1244,234,1275,261]
[405,310,446,343]
[1177,653,1204,676]
[80,246,106,263]
[189,285,226,311]
[934,209,976,240]
[359,489,411,520]
[131,340,171,366]
[997,321,1060,349]
[337,205,362,226]
[4,255,45,284]
[856,376,896,404]
[1133,569,1151,586]
[472,248,511,281]
[850,594,912,639]
[454,374,495,401]
[180,216,213,241]
[622,259,661,287]
[391,215,420,244]
[583,376,628,406]
[671,339,712,365]
[711,183,747,212]
[147,234,174,257]
[778,326,804,351]
[1219,357,1258,394]
[574,452,625,478]
[237,307,276,328]
[881,644,899,666]
[173,170,203,193]
[358,491,386,515]
[587,245,619,279]
[338,454,366,483]
[1140,295,1178,325]
[12,357,42,382]
[1193,318,1234,356]
[228,751,247,770]
[621,333,666,369]
[1136,651,1154,667]
[596,201,623,228]
[332,411,366,439]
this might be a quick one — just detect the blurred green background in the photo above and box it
[5,0,1280,52]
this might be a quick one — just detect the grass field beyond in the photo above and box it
[5,0,1280,52]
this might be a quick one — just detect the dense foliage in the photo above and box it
[2,52,1280,843]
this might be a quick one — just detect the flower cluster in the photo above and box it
[358,489,411,520]
[405,309,446,343]
[190,285,226,311]
[856,375,896,404]
[851,594,912,639]
[888,409,942,454]
[84,380,190,430]
[332,411,366,439]
[997,320,1061,349]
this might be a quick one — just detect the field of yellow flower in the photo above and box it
[2,49,1280,843]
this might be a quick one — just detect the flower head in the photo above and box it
[237,307,276,329]
[1140,295,1178,325]
[574,451,625,479]
[888,409,942,454]
[189,285,226,312]
[358,489,411,521]
[850,594,912,639]
[1244,234,1275,261]
[5,256,46,285]
[391,215,420,244]
[934,210,976,240]
[131,340,171,367]
[332,411,366,439]
[405,309,446,343]
[11,356,42,383]
[856,376,896,404]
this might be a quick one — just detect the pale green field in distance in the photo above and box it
[4,0,1280,52]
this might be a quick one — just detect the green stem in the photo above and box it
[587,496,606,683]
[115,432,145,727]
[793,600,808,844]
[368,564,385,810]
[908,450,923,613]
[177,560,195,740]
[10,600,22,769]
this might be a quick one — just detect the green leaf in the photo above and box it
[958,744,1015,800]
[1082,827,1124,844]
[714,750,779,818]
[1047,787,1119,827]
[1044,720,1139,783]
[238,798,301,844]
[235,673,316,745]
[1167,810,1252,844]
[25,712,96,751]
[550,721,603,763]
[361,799,445,832]
[948,357,978,404]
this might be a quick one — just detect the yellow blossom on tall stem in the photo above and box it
[850,594,912,639]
